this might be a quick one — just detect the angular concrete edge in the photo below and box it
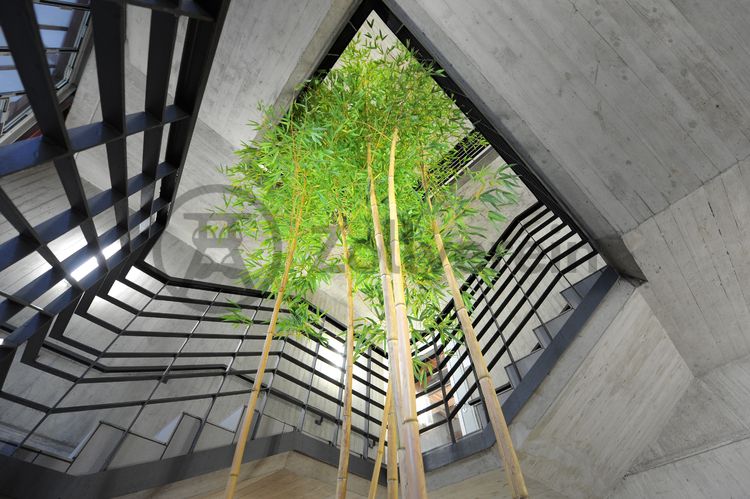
[512,280,693,497]
[0,430,382,499]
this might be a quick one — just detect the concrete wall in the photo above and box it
[514,280,692,497]
[608,353,750,498]
[13,0,750,493]
[66,0,356,285]
[126,1,357,149]
[623,159,750,375]
[609,438,750,499]
[417,277,692,498]
[382,2,750,495]
[388,0,750,375]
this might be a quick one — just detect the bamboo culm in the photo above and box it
[224,201,305,499]
[336,213,356,499]
[367,144,409,490]
[387,387,399,499]
[368,383,393,499]
[421,167,528,499]
[386,128,428,498]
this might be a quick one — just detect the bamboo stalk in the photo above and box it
[368,383,393,499]
[224,202,305,499]
[386,128,428,499]
[421,168,528,499]
[336,212,356,499]
[387,389,399,499]
[367,144,409,489]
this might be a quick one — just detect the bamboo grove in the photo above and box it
[217,22,527,499]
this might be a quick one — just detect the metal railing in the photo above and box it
[0,197,608,476]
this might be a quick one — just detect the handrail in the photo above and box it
[0,196,609,477]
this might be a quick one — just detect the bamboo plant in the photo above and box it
[219,19,526,499]
[420,159,528,498]
[217,100,334,499]
[346,28,529,498]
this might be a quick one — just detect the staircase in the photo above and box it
[0,410,238,475]
[505,270,604,390]
[0,201,612,497]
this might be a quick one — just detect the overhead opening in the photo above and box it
[0,1,91,140]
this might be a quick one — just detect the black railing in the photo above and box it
[0,0,230,387]
[0,256,390,471]
[0,197,608,476]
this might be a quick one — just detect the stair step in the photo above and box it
[162,413,202,459]
[560,269,604,307]
[505,348,545,388]
[193,421,234,452]
[11,447,38,463]
[32,453,71,472]
[0,423,76,459]
[498,386,513,405]
[533,308,574,348]
[108,432,165,469]
[67,423,125,475]
[253,412,296,440]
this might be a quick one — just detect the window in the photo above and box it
[0,1,90,138]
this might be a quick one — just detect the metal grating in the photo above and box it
[0,257,389,472]
[0,0,230,388]
[0,203,608,476]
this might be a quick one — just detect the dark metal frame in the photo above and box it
[0,0,229,384]
[0,207,609,478]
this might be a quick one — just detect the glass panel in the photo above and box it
[40,29,68,49]
[2,88,31,133]
[50,0,91,5]
[34,4,74,30]
[33,5,87,50]
[49,51,73,85]
[1,6,89,138]
[0,69,22,94]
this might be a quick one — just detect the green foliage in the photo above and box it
[221,300,255,326]
[412,357,434,388]
[221,97,335,298]
[218,19,519,379]
[277,296,329,347]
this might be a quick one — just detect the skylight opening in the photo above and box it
[315,11,493,186]
[0,1,90,139]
